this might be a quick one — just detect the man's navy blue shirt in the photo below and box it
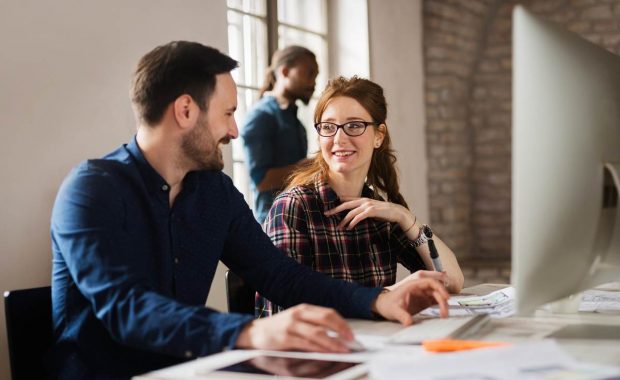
[50,137,381,379]
[241,96,308,223]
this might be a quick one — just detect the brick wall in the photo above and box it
[424,0,497,260]
[423,0,620,278]
[470,2,515,260]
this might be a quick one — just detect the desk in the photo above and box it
[134,283,620,379]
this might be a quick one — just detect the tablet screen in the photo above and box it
[213,355,360,379]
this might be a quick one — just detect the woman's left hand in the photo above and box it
[324,197,411,230]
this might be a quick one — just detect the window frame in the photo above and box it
[227,0,329,208]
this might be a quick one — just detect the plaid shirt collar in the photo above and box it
[312,176,376,213]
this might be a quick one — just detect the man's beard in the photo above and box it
[181,115,226,171]
[287,88,313,105]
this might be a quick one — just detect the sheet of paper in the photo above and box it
[421,286,516,318]
[368,340,620,380]
[579,289,620,313]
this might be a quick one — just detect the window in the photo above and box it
[227,0,328,208]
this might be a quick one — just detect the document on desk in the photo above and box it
[369,340,620,380]
[421,286,516,318]
[579,288,620,313]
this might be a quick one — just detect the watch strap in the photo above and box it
[411,224,430,248]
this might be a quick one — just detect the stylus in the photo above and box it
[428,239,443,272]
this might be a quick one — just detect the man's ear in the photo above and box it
[173,95,199,129]
[278,65,290,78]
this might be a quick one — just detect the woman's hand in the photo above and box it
[324,197,414,230]
[385,270,449,292]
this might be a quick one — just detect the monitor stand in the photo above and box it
[546,163,620,315]
[546,292,583,314]
[581,163,620,291]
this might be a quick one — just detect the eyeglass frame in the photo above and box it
[313,121,382,137]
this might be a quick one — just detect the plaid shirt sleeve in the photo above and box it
[256,191,313,317]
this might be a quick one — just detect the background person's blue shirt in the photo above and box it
[50,137,380,379]
[241,96,308,223]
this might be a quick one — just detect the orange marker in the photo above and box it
[422,339,510,353]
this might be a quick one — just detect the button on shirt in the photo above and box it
[50,137,381,379]
[241,96,308,223]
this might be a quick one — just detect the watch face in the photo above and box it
[423,225,433,238]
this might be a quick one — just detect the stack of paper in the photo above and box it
[421,286,516,318]
[369,340,620,380]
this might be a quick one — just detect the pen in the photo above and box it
[424,225,443,272]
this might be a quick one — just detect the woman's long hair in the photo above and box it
[259,46,316,98]
[286,76,409,209]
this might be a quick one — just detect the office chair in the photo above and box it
[4,286,53,380]
[225,270,255,315]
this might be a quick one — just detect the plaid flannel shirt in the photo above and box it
[256,177,427,317]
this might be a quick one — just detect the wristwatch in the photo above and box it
[411,224,432,248]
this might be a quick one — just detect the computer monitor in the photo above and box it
[512,6,620,315]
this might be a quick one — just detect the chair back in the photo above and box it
[4,286,53,380]
[225,270,255,315]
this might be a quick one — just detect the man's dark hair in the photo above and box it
[131,41,238,126]
[259,45,316,98]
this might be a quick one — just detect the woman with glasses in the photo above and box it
[256,76,463,317]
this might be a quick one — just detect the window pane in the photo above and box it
[228,10,268,88]
[278,26,328,94]
[227,0,266,16]
[233,87,261,162]
[278,0,326,33]
[233,162,253,206]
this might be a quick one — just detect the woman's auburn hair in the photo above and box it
[285,76,409,209]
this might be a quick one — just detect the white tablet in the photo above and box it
[195,354,367,380]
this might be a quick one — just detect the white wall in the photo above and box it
[368,0,428,222]
[0,1,228,378]
[367,0,428,281]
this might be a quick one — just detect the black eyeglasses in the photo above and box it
[314,121,380,137]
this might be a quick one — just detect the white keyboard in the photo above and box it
[388,314,489,344]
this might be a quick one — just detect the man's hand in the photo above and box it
[235,304,353,353]
[372,278,450,325]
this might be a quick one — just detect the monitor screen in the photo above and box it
[512,6,620,315]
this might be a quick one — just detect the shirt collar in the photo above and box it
[124,136,202,197]
[265,95,298,114]
[313,176,375,213]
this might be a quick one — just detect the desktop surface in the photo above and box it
[134,283,620,379]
